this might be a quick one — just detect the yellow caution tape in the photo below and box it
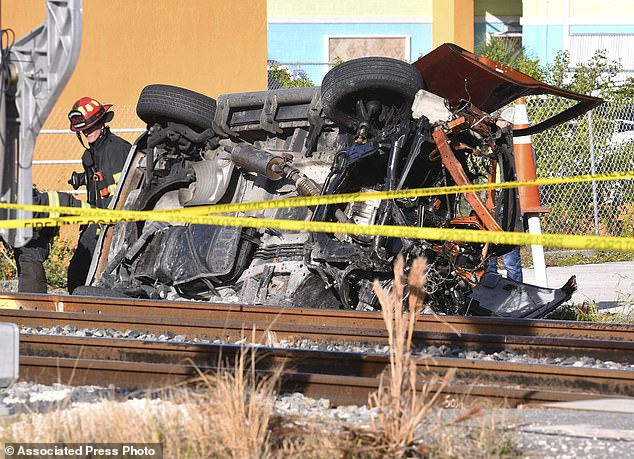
[3,213,634,252]
[177,170,634,215]
[0,171,632,252]
[1,170,631,218]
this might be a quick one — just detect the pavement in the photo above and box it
[483,399,634,458]
[519,261,634,312]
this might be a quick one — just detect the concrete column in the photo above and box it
[432,0,474,51]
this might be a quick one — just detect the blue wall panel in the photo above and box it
[268,23,432,83]
[522,25,564,65]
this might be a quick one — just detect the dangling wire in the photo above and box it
[450,78,473,115]
[463,77,472,104]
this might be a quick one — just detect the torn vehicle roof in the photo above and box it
[412,43,604,136]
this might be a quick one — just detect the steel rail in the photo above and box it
[2,292,634,341]
[19,334,634,407]
[2,307,633,363]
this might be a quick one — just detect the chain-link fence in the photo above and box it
[268,62,332,89]
[530,97,634,238]
[31,94,634,240]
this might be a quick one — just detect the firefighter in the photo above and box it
[66,97,131,293]
[12,188,88,293]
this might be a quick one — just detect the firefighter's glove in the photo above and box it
[68,171,87,190]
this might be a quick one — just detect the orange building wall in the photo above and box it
[2,0,268,123]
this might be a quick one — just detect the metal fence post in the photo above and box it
[588,110,600,236]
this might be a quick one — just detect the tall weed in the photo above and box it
[368,256,456,457]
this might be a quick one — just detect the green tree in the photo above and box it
[475,38,543,80]
[268,64,313,88]
[613,76,634,102]
[543,49,624,100]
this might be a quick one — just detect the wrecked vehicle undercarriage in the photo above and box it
[81,44,602,318]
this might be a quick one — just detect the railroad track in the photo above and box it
[2,292,634,406]
[19,333,634,407]
[1,293,633,361]
[2,292,634,339]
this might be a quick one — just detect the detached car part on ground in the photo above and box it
[82,44,602,318]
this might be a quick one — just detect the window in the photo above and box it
[328,36,409,62]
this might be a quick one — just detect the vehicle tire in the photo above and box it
[136,84,217,131]
[321,57,425,129]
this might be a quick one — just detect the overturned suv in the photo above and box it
[82,44,602,318]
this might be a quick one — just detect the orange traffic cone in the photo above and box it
[513,97,549,288]
[513,97,548,213]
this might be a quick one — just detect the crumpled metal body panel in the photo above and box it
[412,43,603,136]
[469,273,577,318]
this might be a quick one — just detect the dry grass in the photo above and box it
[198,349,280,458]
[366,256,456,458]
[550,298,634,323]
[1,255,521,458]
[1,398,178,452]
[0,348,281,458]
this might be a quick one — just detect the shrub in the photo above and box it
[0,237,74,289]
[0,243,16,280]
[44,238,75,289]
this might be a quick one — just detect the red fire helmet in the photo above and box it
[68,97,114,132]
